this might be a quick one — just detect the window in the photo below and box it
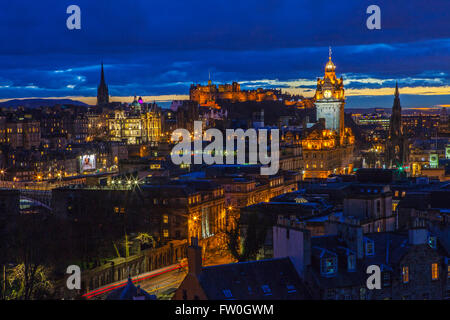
[286,284,297,293]
[382,272,391,287]
[326,288,336,300]
[431,263,439,280]
[365,238,375,256]
[428,236,436,249]
[247,286,253,295]
[394,190,399,197]
[163,229,169,238]
[261,285,272,295]
[321,257,337,275]
[348,255,356,272]
[223,289,233,298]
[359,288,366,300]
[163,215,169,224]
[402,266,409,283]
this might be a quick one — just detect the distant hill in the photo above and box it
[0,98,91,108]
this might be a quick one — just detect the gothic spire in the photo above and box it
[97,62,109,106]
[100,62,105,84]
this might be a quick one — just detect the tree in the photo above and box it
[6,263,53,300]
[9,213,55,299]
[223,213,270,262]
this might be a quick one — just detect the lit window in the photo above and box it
[163,229,169,238]
[321,256,337,275]
[428,236,436,249]
[163,215,169,224]
[365,238,375,256]
[431,263,439,280]
[402,266,409,283]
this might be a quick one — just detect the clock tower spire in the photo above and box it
[314,50,345,141]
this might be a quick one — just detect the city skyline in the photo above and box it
[0,0,449,109]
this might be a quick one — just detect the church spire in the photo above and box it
[97,62,109,106]
[100,62,105,84]
[385,82,407,168]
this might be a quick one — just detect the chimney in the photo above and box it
[273,223,311,278]
[409,219,428,246]
[187,237,202,277]
[318,118,326,128]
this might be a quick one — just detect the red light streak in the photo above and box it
[82,263,186,299]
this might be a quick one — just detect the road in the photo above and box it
[83,247,235,300]
[83,263,188,300]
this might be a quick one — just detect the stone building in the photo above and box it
[173,238,310,300]
[273,217,449,300]
[314,49,346,140]
[190,80,280,106]
[302,53,355,179]
[108,107,161,145]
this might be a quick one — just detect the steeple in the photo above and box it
[385,82,407,168]
[100,62,105,84]
[97,62,109,106]
[391,82,402,134]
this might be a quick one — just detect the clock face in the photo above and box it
[324,90,332,98]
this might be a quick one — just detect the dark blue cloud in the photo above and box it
[0,0,449,108]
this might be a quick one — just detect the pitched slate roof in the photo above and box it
[106,277,156,300]
[197,257,311,300]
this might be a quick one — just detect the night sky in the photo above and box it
[0,0,449,108]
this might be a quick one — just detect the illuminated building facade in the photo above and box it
[0,116,41,149]
[108,106,161,145]
[302,52,355,179]
[314,49,345,141]
[190,80,280,106]
[302,127,354,179]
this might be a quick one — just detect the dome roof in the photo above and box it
[325,57,336,72]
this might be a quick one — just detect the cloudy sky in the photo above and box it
[0,0,449,108]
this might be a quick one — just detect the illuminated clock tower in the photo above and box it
[314,48,345,142]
